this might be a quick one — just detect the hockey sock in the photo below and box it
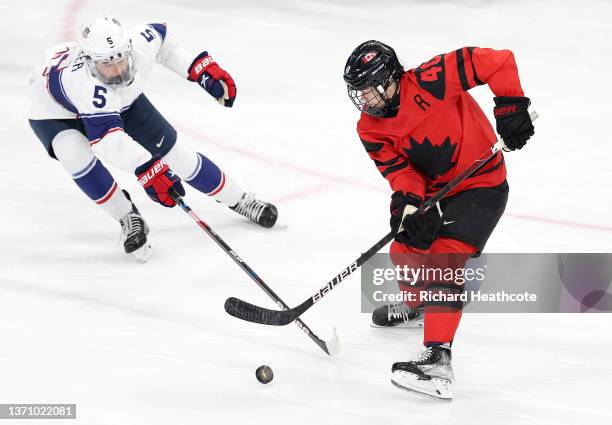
[53,129,131,220]
[422,238,477,345]
[389,240,428,309]
[164,145,244,207]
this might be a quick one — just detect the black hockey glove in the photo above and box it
[493,96,534,151]
[390,192,439,250]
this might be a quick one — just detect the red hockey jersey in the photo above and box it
[357,47,525,200]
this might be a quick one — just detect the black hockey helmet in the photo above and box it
[343,40,404,117]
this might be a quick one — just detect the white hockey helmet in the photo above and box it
[78,16,136,87]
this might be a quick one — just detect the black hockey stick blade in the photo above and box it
[224,297,311,326]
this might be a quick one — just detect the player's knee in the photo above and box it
[162,144,199,178]
[52,129,95,174]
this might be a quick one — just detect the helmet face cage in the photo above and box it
[85,41,136,87]
[344,40,403,117]
[346,71,399,117]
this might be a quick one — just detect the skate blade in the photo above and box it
[130,242,154,263]
[370,320,424,329]
[391,371,453,401]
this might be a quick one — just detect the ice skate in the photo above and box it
[371,303,424,328]
[119,192,153,263]
[391,343,454,400]
[231,192,278,228]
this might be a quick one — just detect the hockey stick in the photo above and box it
[169,190,340,355]
[224,111,539,326]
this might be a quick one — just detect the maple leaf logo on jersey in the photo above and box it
[403,136,457,179]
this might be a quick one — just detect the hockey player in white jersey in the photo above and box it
[28,16,278,262]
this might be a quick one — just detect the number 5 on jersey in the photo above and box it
[93,85,107,108]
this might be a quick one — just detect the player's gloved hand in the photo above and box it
[135,155,185,208]
[493,96,534,151]
[188,52,237,107]
[390,192,439,250]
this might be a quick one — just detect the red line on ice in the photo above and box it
[505,212,612,233]
[177,123,383,192]
[62,0,87,42]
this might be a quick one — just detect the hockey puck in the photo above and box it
[255,365,274,384]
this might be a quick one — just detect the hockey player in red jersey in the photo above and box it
[343,41,535,399]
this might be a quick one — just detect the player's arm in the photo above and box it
[447,47,524,97]
[416,47,535,150]
[77,105,183,208]
[361,137,425,196]
[150,23,236,107]
[81,115,183,207]
[415,47,523,99]
[359,132,436,246]
[81,112,150,171]
[357,122,426,196]
[83,116,184,207]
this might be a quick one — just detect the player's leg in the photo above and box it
[370,241,427,328]
[122,94,278,227]
[391,182,509,399]
[28,119,152,261]
[390,237,475,400]
[371,205,441,328]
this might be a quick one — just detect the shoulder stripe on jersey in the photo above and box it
[455,48,471,91]
[148,23,167,41]
[467,47,485,85]
[361,139,384,152]
[47,67,78,114]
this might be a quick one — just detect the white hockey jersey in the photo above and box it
[28,23,192,145]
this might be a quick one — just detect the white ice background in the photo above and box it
[1,0,611,424]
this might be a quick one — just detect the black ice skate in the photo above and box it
[230,193,278,228]
[119,191,153,262]
[391,343,454,400]
[371,303,424,328]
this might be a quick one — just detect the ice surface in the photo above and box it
[1,0,611,424]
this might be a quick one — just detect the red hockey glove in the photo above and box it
[136,156,185,207]
[188,52,236,107]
